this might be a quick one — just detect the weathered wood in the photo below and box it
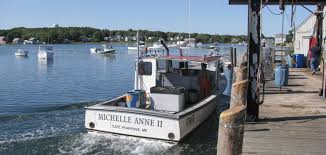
[217,105,247,155]
[242,69,326,155]
[233,48,237,67]
[229,47,234,67]
[230,80,248,109]
[247,0,261,122]
[234,67,247,83]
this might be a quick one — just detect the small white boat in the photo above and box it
[15,49,28,56]
[128,41,145,51]
[90,48,100,54]
[38,45,54,60]
[148,43,163,50]
[85,52,225,142]
[98,45,115,55]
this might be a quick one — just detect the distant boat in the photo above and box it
[90,47,100,54]
[97,45,115,55]
[148,42,163,50]
[38,45,54,60]
[128,41,145,51]
[15,49,28,57]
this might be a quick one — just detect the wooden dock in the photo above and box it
[242,68,326,155]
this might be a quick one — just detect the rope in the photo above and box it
[266,5,284,15]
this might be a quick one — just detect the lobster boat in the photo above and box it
[85,44,226,142]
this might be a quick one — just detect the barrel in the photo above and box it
[126,90,147,108]
[295,54,304,68]
[126,91,140,108]
[274,65,289,86]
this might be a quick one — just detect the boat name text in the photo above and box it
[98,113,163,128]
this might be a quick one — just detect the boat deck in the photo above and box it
[242,68,326,155]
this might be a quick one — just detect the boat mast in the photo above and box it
[136,30,140,90]
[188,0,191,54]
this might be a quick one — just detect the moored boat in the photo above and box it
[38,45,53,60]
[90,47,100,54]
[15,49,28,56]
[98,45,115,55]
[85,45,225,142]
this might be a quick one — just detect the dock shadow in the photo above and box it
[288,77,308,79]
[264,90,319,95]
[245,128,270,132]
[258,115,326,122]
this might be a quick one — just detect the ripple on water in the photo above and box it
[58,132,176,155]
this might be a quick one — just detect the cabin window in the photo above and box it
[138,62,152,75]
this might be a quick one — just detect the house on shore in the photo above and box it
[274,34,286,45]
[0,36,7,45]
[12,38,23,44]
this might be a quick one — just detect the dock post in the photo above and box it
[217,105,246,155]
[246,0,261,122]
[217,66,248,155]
[229,47,234,67]
[233,48,237,67]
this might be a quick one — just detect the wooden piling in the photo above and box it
[217,66,248,155]
[229,47,234,67]
[230,80,248,108]
[233,48,237,67]
[217,105,246,155]
[234,67,247,83]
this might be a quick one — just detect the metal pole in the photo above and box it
[136,31,140,90]
[247,0,261,122]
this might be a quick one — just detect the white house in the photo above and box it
[294,6,326,56]
[274,34,286,45]
[294,14,316,56]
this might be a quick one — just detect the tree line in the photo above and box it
[0,27,247,44]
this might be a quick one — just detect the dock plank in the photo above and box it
[242,68,326,155]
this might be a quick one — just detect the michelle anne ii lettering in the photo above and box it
[98,113,163,127]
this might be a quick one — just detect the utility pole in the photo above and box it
[316,4,324,46]
[247,0,261,121]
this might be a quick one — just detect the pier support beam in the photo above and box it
[217,66,248,155]
[246,0,261,122]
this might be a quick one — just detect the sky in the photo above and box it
[0,0,315,36]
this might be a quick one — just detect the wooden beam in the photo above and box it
[247,0,261,122]
[229,0,326,5]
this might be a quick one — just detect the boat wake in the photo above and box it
[58,132,176,155]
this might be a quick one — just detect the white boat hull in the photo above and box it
[15,50,28,56]
[90,48,98,54]
[128,47,145,51]
[85,95,217,142]
[99,49,115,54]
[38,51,54,59]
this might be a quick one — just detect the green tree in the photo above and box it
[93,31,103,42]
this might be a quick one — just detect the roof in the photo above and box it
[157,55,221,63]
[295,14,315,31]
[274,34,287,38]
[229,0,326,5]
[13,38,21,41]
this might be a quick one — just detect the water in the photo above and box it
[0,44,244,155]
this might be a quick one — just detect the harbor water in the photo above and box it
[0,44,245,155]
